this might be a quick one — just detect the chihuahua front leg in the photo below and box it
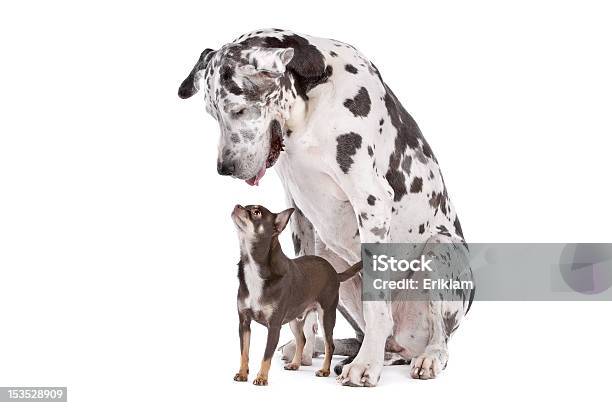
[234,312,251,382]
[254,325,281,386]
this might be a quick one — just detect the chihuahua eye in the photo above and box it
[251,209,261,217]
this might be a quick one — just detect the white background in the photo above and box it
[1,1,611,407]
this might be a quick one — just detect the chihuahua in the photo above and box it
[231,204,361,386]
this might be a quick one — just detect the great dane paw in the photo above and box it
[336,360,382,387]
[410,353,442,380]
[278,340,313,366]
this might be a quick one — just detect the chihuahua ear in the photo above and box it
[274,208,294,234]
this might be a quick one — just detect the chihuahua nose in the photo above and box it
[232,204,244,217]
[217,161,235,176]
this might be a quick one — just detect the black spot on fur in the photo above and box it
[429,191,441,213]
[370,225,387,239]
[219,65,243,96]
[418,224,425,234]
[385,167,406,202]
[401,156,412,177]
[367,146,374,157]
[378,78,428,202]
[436,225,452,237]
[453,217,464,239]
[292,233,301,255]
[345,64,358,74]
[410,177,423,193]
[443,311,458,337]
[384,90,421,150]
[429,190,448,216]
[421,139,436,161]
[336,132,362,173]
[367,195,376,205]
[238,34,329,100]
[415,149,428,164]
[329,50,338,57]
[343,87,371,117]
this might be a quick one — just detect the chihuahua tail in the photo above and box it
[337,260,362,282]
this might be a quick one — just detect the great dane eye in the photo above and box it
[234,108,246,117]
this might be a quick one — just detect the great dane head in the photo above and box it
[178,44,296,185]
[178,32,331,185]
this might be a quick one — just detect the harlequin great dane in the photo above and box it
[178,29,474,386]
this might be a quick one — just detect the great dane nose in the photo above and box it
[217,161,235,176]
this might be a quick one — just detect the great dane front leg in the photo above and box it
[410,301,447,380]
[410,234,472,379]
[332,163,394,386]
[337,301,392,386]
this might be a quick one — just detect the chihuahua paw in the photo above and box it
[284,362,300,370]
[315,368,330,377]
[233,372,248,382]
[253,375,268,386]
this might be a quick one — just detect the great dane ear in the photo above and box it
[274,208,294,234]
[178,48,216,99]
[246,47,294,77]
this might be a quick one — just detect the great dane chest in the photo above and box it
[276,155,359,260]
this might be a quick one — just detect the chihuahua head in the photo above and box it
[231,204,294,257]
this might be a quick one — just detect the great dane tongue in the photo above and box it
[245,166,266,186]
